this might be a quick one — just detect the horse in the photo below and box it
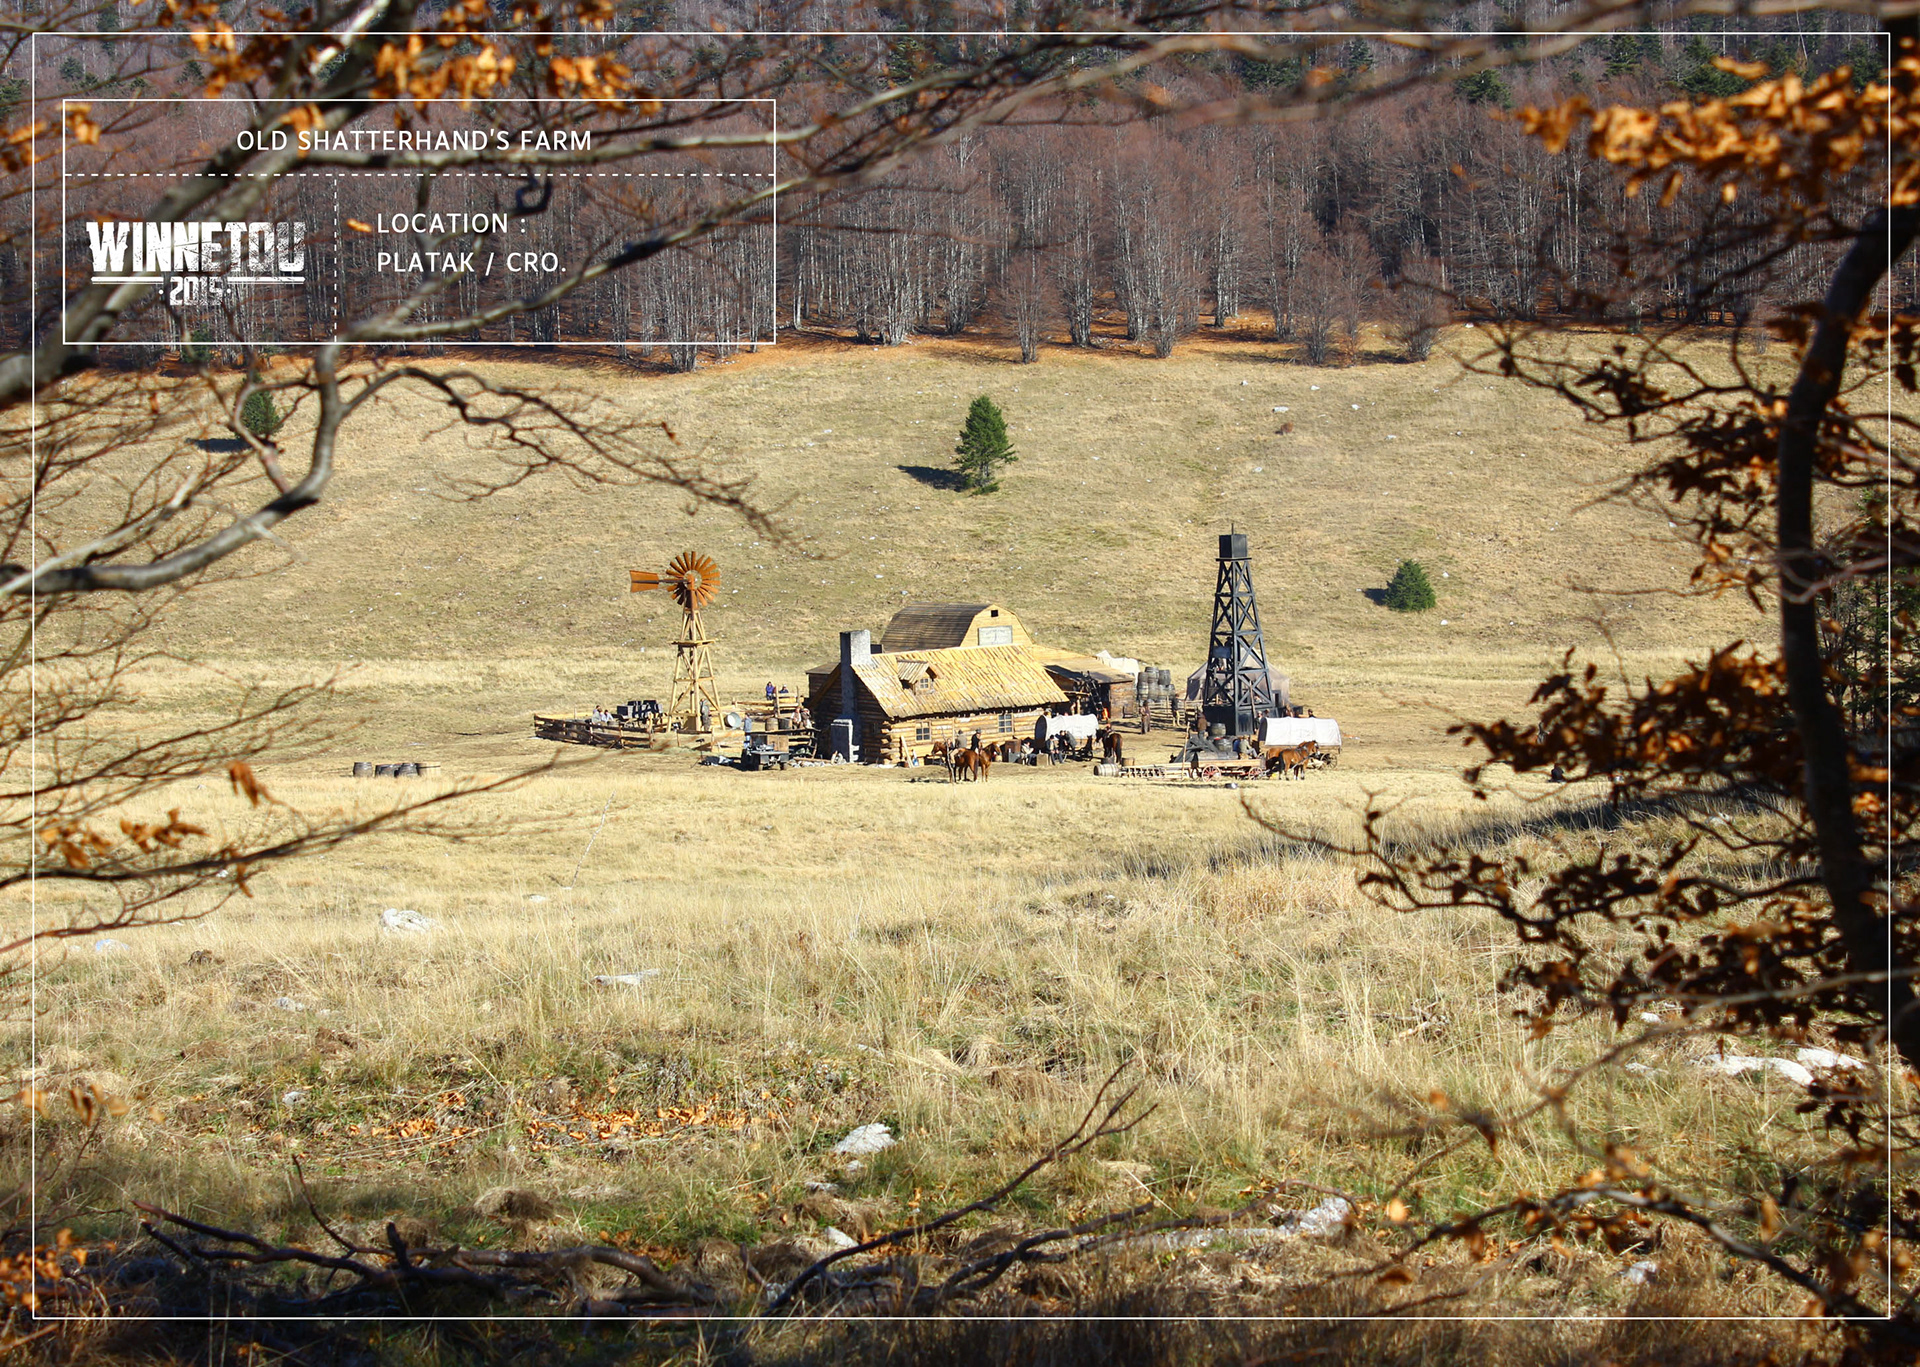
[947,746,991,782]
[1101,730,1125,765]
[1264,739,1318,780]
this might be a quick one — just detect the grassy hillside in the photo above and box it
[131,327,1765,765]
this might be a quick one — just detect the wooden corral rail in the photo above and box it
[532,716,660,749]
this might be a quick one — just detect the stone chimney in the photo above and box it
[839,629,870,725]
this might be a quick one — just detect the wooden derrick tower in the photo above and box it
[630,551,722,733]
[1201,533,1279,736]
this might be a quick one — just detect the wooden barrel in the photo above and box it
[374,763,396,777]
[351,762,373,777]
[396,762,420,777]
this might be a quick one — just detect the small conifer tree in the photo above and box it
[240,389,283,441]
[1384,559,1437,612]
[953,395,1017,494]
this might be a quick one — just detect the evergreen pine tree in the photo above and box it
[241,389,283,441]
[1602,34,1641,79]
[953,395,1016,494]
[1384,559,1437,612]
[1452,69,1513,108]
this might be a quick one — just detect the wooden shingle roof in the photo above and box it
[880,603,1032,653]
[847,645,1066,720]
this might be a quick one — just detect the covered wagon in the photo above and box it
[1258,715,1342,766]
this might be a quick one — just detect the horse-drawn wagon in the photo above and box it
[1258,716,1341,767]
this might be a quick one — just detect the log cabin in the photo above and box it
[807,629,1067,763]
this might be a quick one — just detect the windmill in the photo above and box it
[630,551,722,733]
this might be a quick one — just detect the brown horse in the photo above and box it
[1101,730,1125,765]
[1264,739,1318,780]
[948,746,992,782]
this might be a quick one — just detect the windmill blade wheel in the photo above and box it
[665,551,721,612]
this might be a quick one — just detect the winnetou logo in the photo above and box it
[84,220,308,305]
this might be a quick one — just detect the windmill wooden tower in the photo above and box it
[630,551,722,733]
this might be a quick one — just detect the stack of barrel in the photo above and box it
[352,762,422,777]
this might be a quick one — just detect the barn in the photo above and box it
[808,630,1067,762]
[879,602,1033,652]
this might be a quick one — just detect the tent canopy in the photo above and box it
[1184,664,1291,709]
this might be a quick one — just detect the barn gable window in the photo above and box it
[978,625,1013,646]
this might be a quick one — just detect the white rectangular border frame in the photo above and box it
[25,24,1899,1327]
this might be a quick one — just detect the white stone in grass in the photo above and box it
[1696,1054,1814,1087]
[822,1226,859,1251]
[1273,406,1288,412]
[1622,1259,1658,1285]
[1283,1196,1352,1239]
[832,1123,896,1157]
[1624,1062,1658,1076]
[271,996,308,1012]
[592,971,661,988]
[1796,1047,1868,1073]
[380,908,437,935]
[282,1088,309,1106]
[526,895,548,904]
[1639,1012,1661,1024]
[94,938,129,955]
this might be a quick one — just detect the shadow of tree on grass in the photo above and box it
[897,465,967,492]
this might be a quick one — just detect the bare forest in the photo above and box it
[14,16,1910,366]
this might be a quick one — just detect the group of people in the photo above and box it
[765,681,809,732]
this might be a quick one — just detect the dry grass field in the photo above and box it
[8,327,1850,1347]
